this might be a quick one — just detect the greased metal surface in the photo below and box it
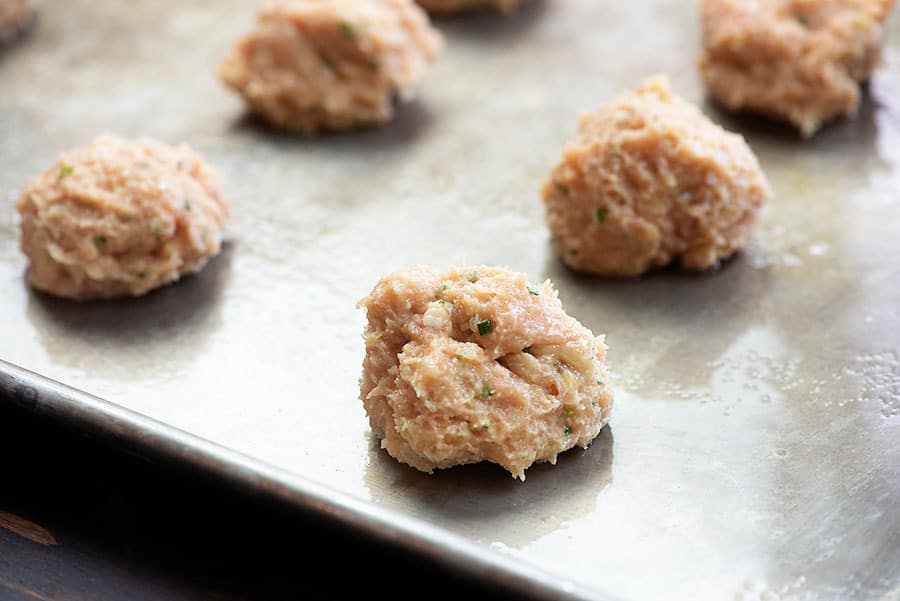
[2,2,900,600]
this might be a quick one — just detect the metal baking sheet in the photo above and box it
[3,1,900,599]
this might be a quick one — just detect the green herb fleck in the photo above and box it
[523,346,533,355]
[565,408,575,416]
[93,235,108,249]
[137,271,148,279]
[480,383,494,400]
[564,426,572,437]
[476,319,493,336]
[59,165,74,178]
[465,271,479,282]
[596,379,604,386]
[183,199,192,211]
[339,21,355,38]
[436,283,448,296]
[594,207,609,224]
[796,14,809,27]
[151,222,162,243]
[527,286,540,296]
[438,299,447,306]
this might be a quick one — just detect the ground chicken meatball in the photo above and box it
[219,0,442,134]
[16,136,231,300]
[0,0,35,42]
[359,266,613,480]
[415,0,522,16]
[542,76,771,277]
[701,0,896,136]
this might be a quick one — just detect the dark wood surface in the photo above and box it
[0,404,523,601]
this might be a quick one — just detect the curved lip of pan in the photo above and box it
[0,359,623,601]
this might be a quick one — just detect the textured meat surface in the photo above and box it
[543,75,771,277]
[16,135,231,300]
[219,0,442,134]
[359,266,613,480]
[701,0,896,136]
[416,0,522,15]
[0,0,34,40]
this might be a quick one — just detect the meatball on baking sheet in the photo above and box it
[1,2,899,600]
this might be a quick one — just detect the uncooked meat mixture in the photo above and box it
[543,75,771,277]
[701,0,896,136]
[220,0,442,134]
[360,266,613,480]
[17,136,231,300]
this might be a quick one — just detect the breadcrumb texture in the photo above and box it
[219,0,442,134]
[701,0,896,136]
[543,75,771,277]
[16,136,231,300]
[416,0,522,16]
[0,0,35,40]
[360,266,613,480]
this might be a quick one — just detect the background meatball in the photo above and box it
[0,0,35,42]
[415,0,522,16]
[16,135,231,300]
[543,75,771,277]
[360,266,613,480]
[701,0,896,136]
[219,0,442,134]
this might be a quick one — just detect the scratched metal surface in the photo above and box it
[2,1,900,600]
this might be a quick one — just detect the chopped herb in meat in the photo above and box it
[339,21,355,38]
[527,286,540,296]
[564,426,572,437]
[151,222,162,242]
[59,165,74,178]
[184,200,192,211]
[594,208,609,224]
[476,319,492,336]
[523,346,533,355]
[93,235,107,249]
[480,383,494,400]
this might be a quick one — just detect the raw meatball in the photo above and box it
[16,136,231,300]
[701,0,896,136]
[416,0,522,16]
[359,266,613,480]
[0,0,35,41]
[219,0,442,134]
[543,75,771,277]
